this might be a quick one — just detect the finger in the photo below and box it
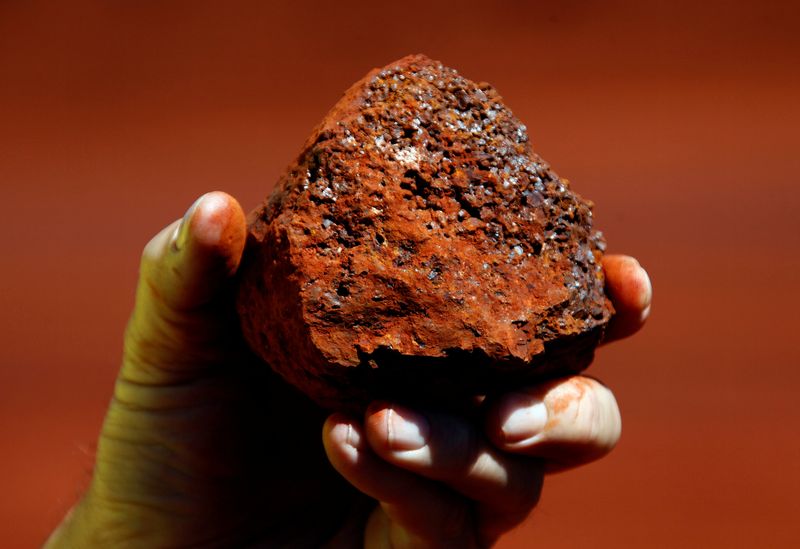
[142,191,246,310]
[121,192,246,385]
[362,403,544,536]
[486,376,622,473]
[323,414,477,548]
[602,254,652,344]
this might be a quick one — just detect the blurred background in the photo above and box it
[1,0,798,547]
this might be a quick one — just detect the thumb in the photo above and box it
[121,192,247,385]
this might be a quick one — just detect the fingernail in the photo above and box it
[344,422,361,449]
[330,420,361,461]
[386,404,429,451]
[501,393,548,443]
[172,194,207,251]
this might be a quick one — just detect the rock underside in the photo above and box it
[237,54,613,410]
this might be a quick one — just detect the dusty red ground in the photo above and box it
[1,1,798,547]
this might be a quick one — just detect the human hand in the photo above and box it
[322,255,651,548]
[46,192,370,547]
[46,193,651,548]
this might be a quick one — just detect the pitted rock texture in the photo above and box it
[237,55,613,410]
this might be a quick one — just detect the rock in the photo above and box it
[237,54,613,410]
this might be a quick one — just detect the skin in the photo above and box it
[45,192,651,548]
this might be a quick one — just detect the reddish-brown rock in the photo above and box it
[237,55,613,410]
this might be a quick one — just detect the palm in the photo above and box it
[98,329,367,547]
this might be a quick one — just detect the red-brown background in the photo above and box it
[2,1,799,547]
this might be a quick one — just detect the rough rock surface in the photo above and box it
[237,55,613,410]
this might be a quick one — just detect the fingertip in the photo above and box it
[189,192,244,245]
[364,401,390,436]
[137,192,249,317]
[185,192,247,275]
[603,255,652,312]
[602,255,652,343]
[323,413,363,466]
[324,412,357,440]
[486,377,622,471]
[628,261,652,312]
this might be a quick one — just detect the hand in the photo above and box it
[46,193,651,548]
[46,192,368,547]
[323,255,651,547]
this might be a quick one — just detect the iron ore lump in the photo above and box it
[237,55,613,410]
